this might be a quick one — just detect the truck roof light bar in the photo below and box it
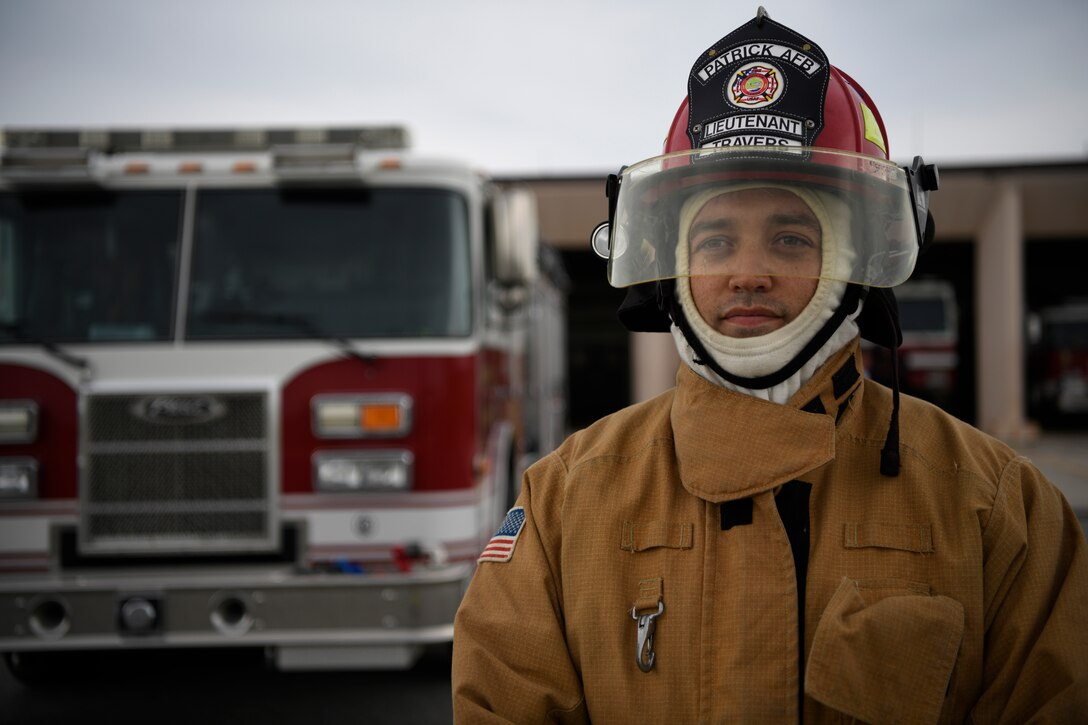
[0,147,92,180]
[272,143,358,174]
[0,126,410,154]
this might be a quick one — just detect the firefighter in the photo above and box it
[452,9,1088,723]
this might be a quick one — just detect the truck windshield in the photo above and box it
[898,298,948,333]
[186,187,472,339]
[1045,319,1088,348]
[0,189,182,344]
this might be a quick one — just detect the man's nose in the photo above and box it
[728,272,773,292]
[726,244,774,291]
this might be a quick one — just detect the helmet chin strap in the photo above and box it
[669,282,863,391]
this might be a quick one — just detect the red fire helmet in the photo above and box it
[592,9,939,315]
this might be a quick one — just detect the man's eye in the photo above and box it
[776,234,816,249]
[695,237,728,253]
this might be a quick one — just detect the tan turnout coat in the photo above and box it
[452,340,1088,723]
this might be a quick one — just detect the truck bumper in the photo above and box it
[0,563,473,670]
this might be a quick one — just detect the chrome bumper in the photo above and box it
[0,563,472,668]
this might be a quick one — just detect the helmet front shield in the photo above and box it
[596,146,928,290]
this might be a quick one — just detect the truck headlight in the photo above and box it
[0,458,38,498]
[0,401,39,443]
[312,394,412,438]
[313,451,412,492]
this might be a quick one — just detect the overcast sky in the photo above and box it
[2,0,1086,176]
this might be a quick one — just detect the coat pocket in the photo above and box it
[620,521,694,552]
[806,577,964,725]
[843,522,933,553]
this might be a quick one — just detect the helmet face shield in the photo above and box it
[604,146,921,290]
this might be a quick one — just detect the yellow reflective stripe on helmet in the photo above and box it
[860,102,887,154]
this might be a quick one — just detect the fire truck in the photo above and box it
[895,279,959,406]
[1029,302,1088,423]
[865,279,959,412]
[0,126,566,680]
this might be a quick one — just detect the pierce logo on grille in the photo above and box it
[130,395,227,425]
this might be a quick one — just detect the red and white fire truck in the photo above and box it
[1030,302,1088,422]
[895,279,959,406]
[0,126,566,679]
[865,279,959,411]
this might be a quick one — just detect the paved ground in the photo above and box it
[0,645,454,724]
[1014,432,1088,533]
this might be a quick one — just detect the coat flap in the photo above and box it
[671,365,836,502]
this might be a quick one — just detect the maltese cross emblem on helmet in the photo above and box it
[730,63,781,107]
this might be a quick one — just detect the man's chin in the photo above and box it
[717,320,785,338]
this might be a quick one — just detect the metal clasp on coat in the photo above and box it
[631,601,664,673]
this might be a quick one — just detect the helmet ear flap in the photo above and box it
[920,210,936,258]
[618,280,674,332]
[857,285,902,349]
[614,191,679,333]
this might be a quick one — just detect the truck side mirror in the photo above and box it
[491,189,539,291]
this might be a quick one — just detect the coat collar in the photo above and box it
[671,338,864,503]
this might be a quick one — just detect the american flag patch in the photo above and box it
[478,507,526,563]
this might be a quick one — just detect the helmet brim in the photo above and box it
[605,146,921,289]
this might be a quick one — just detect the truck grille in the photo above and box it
[80,390,275,555]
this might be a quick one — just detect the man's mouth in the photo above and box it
[723,306,781,327]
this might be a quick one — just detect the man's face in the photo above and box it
[687,188,823,338]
